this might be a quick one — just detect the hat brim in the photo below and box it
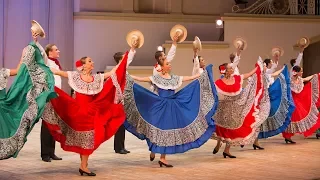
[297,37,310,48]
[271,47,284,56]
[193,36,202,51]
[233,37,247,50]
[31,20,45,38]
[126,30,144,48]
[170,24,187,43]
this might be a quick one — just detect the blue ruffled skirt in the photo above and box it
[124,65,218,154]
[259,65,295,139]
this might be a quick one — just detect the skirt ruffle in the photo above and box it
[259,66,295,138]
[124,65,218,154]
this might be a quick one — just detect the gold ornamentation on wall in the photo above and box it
[232,0,316,15]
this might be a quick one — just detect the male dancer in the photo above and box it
[113,41,138,154]
[40,44,63,162]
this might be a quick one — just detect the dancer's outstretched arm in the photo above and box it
[131,75,152,82]
[303,74,316,82]
[182,74,200,82]
[242,67,258,80]
[50,68,68,78]
[270,66,285,77]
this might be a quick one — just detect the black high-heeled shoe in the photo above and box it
[253,144,264,150]
[213,143,222,154]
[223,152,236,158]
[212,148,219,154]
[150,154,155,161]
[316,134,320,139]
[158,161,173,168]
[79,168,96,176]
[285,139,296,144]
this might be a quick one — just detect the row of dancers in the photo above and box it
[0,21,319,177]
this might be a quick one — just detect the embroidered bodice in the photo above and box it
[149,74,183,92]
[67,71,105,95]
[290,76,304,93]
[215,75,243,96]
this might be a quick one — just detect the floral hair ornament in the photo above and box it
[292,69,297,76]
[75,60,84,71]
[219,65,226,74]
[154,63,162,72]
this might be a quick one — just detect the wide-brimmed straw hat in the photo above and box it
[170,24,187,43]
[31,20,45,38]
[126,30,144,48]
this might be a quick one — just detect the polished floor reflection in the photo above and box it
[1,120,320,180]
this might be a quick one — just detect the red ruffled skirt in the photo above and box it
[213,63,264,146]
[42,53,128,155]
[283,74,320,139]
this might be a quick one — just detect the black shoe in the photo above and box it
[150,154,155,161]
[158,161,173,168]
[213,143,222,154]
[223,152,236,158]
[253,144,264,150]
[240,145,244,148]
[316,134,320,139]
[285,139,296,144]
[51,155,62,160]
[42,157,51,162]
[79,168,96,176]
[124,149,130,153]
[115,150,127,154]
[212,148,219,154]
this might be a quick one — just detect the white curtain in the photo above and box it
[0,0,74,92]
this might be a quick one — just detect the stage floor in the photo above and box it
[1,121,320,180]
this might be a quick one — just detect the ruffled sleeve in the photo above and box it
[215,75,243,96]
[290,77,304,94]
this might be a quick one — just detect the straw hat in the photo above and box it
[271,47,284,57]
[297,37,310,48]
[233,37,247,50]
[31,20,45,38]
[126,30,144,48]
[193,36,202,51]
[170,24,187,43]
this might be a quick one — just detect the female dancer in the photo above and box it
[282,66,320,143]
[243,53,295,150]
[43,46,135,176]
[258,57,295,142]
[0,20,56,160]
[212,59,264,158]
[123,56,218,167]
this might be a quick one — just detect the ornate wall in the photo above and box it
[74,0,257,14]
[232,0,319,15]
